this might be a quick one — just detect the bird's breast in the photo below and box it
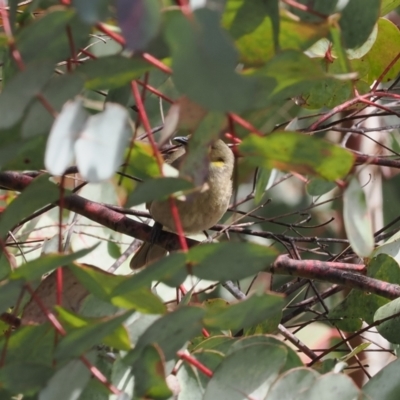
[150,177,232,233]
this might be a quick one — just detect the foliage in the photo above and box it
[1,0,400,399]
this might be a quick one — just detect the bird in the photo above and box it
[129,137,234,269]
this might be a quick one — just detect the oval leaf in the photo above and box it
[45,98,88,176]
[189,242,277,281]
[164,8,256,112]
[343,177,374,258]
[75,103,132,182]
[203,293,284,331]
[117,0,161,51]
[374,297,400,344]
[239,132,354,181]
[0,62,54,129]
[204,343,287,400]
[363,358,400,400]
[339,0,380,49]
[126,177,194,207]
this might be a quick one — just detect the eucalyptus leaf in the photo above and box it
[343,177,374,258]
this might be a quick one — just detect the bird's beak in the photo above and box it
[173,136,189,146]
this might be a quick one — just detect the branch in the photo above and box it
[271,255,400,300]
[355,154,400,169]
[0,171,193,252]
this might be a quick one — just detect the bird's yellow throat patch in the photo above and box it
[211,161,225,168]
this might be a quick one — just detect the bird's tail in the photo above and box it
[129,242,167,270]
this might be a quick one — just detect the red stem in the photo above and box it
[282,0,327,19]
[177,351,213,377]
[228,113,264,136]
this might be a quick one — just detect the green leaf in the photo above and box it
[113,252,188,296]
[117,0,162,52]
[251,50,327,107]
[306,178,336,196]
[76,55,151,90]
[38,355,95,400]
[56,307,131,351]
[381,0,400,15]
[11,247,97,281]
[189,242,277,281]
[297,372,360,400]
[351,18,400,84]
[203,293,284,331]
[68,263,166,314]
[226,335,303,371]
[255,167,272,204]
[240,133,354,181]
[222,2,330,66]
[192,335,237,354]
[329,26,351,74]
[363,358,400,400]
[0,389,14,399]
[0,62,54,129]
[123,306,205,364]
[21,73,84,138]
[373,230,400,265]
[329,254,400,331]
[0,251,11,280]
[257,50,326,88]
[0,363,53,395]
[343,177,374,258]
[179,112,228,186]
[107,240,122,259]
[288,0,338,22]
[1,134,49,171]
[0,174,60,238]
[124,141,162,181]
[340,342,370,362]
[203,343,288,399]
[132,344,172,400]
[79,294,120,319]
[177,349,224,398]
[267,368,319,400]
[222,0,280,65]
[0,279,24,314]
[0,360,54,395]
[164,8,256,112]
[374,297,400,344]
[106,84,132,106]
[55,309,135,360]
[16,10,90,64]
[126,177,194,207]
[72,0,109,24]
[339,0,380,49]
[301,77,353,110]
[0,323,54,366]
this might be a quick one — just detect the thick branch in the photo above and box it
[271,255,400,300]
[355,154,400,169]
[0,171,193,252]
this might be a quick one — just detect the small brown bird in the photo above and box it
[130,137,234,269]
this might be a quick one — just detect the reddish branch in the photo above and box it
[282,0,327,19]
[355,154,400,169]
[272,255,400,300]
[1,171,400,300]
[0,171,193,252]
